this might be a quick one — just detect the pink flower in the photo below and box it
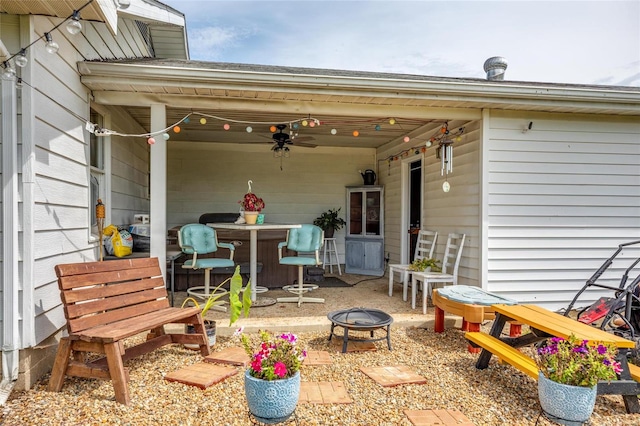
[273,362,287,378]
[251,359,262,372]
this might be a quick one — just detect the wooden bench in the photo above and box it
[465,331,538,379]
[47,257,211,404]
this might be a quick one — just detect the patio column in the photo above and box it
[150,104,167,277]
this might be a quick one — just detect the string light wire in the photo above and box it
[1,0,95,71]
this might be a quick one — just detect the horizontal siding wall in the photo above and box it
[108,106,150,226]
[378,119,481,287]
[167,142,375,259]
[485,110,640,311]
[29,15,152,344]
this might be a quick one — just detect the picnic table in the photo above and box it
[466,303,640,413]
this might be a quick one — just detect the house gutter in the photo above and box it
[78,61,640,110]
[1,76,20,404]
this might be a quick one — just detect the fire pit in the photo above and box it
[327,308,393,353]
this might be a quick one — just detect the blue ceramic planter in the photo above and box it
[244,370,300,423]
[538,371,597,425]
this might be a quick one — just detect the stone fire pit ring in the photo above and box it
[327,307,394,353]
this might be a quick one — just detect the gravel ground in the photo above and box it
[4,276,640,425]
[2,325,640,426]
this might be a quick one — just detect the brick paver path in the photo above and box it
[404,409,475,425]
[360,365,427,387]
[299,381,352,404]
[164,363,238,389]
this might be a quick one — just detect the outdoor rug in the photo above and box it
[316,277,352,288]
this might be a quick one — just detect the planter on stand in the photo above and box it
[184,320,216,350]
[538,371,597,425]
[244,370,300,423]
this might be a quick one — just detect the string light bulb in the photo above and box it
[2,61,16,81]
[389,118,396,125]
[15,49,28,68]
[66,11,83,35]
[200,118,207,125]
[44,33,59,54]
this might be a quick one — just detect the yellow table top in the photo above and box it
[492,304,635,349]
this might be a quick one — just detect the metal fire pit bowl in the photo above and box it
[327,308,394,353]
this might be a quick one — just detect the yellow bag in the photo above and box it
[103,225,133,257]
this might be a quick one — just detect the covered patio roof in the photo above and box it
[78,58,640,149]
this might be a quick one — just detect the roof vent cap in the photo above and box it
[483,56,508,81]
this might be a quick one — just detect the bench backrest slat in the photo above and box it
[68,299,169,334]
[61,277,164,304]
[54,258,171,335]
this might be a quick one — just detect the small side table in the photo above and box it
[322,238,341,275]
[432,285,521,353]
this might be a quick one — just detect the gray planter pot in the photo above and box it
[244,370,300,423]
[538,371,597,424]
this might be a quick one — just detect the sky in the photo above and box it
[161,1,640,87]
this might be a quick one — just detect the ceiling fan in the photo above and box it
[269,124,317,151]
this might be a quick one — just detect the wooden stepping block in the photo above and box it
[164,362,238,389]
[330,338,377,352]
[204,347,250,366]
[404,409,475,426]
[303,350,332,365]
[299,381,352,404]
[360,365,427,387]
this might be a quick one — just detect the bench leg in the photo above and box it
[104,342,130,405]
[434,306,445,333]
[48,337,72,392]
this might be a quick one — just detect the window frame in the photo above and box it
[88,106,111,241]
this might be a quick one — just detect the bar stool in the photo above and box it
[322,238,342,275]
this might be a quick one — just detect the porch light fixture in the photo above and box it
[117,0,131,9]
[44,33,59,54]
[66,11,83,35]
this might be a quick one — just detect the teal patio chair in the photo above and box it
[276,224,325,307]
[178,223,235,310]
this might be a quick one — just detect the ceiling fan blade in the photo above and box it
[291,136,315,142]
[295,142,318,148]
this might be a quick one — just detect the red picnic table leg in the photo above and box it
[434,305,446,333]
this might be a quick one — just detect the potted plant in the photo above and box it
[182,265,251,349]
[313,207,346,238]
[237,329,307,423]
[408,257,442,272]
[535,334,621,423]
[239,180,265,224]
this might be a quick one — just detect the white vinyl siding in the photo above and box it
[378,119,481,288]
[28,15,152,344]
[167,142,375,260]
[484,110,640,310]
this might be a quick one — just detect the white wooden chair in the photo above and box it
[411,233,466,314]
[388,230,438,301]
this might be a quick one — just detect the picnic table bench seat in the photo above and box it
[47,257,211,405]
[465,331,538,379]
